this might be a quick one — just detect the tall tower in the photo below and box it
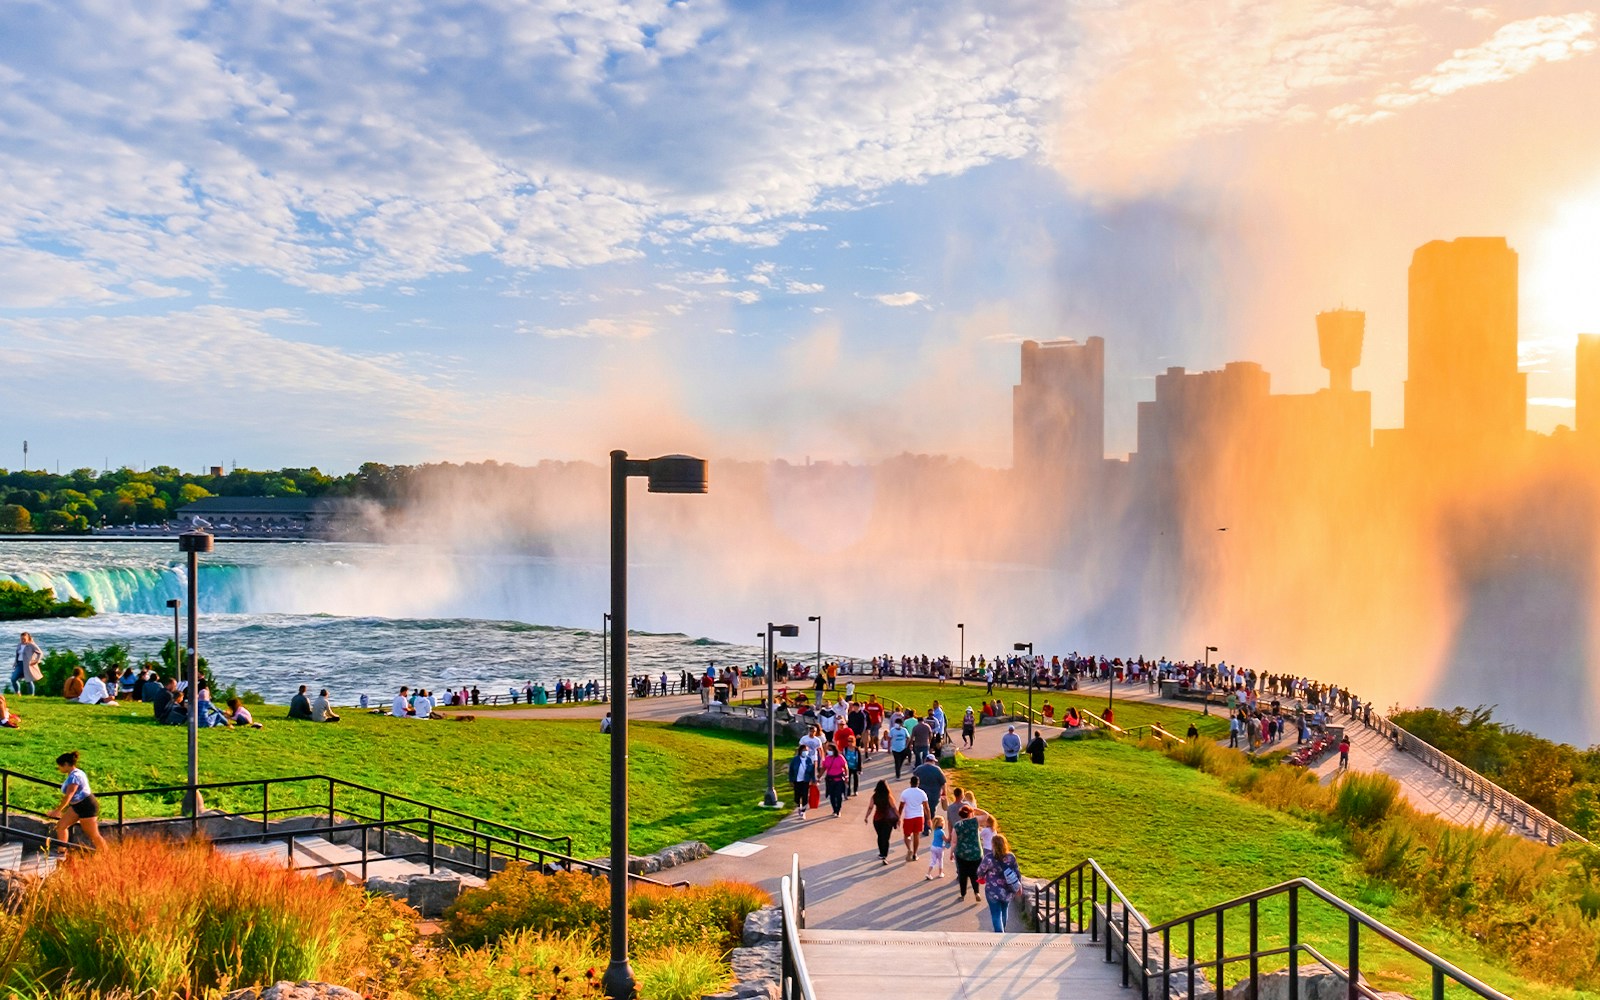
[1579,334,1600,441]
[1012,338,1105,481]
[1403,237,1526,446]
[1316,309,1364,393]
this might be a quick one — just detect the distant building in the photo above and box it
[1135,361,1273,480]
[176,496,363,536]
[1578,334,1600,442]
[1404,237,1526,447]
[1012,337,1105,482]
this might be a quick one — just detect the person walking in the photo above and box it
[1026,730,1046,765]
[951,803,984,902]
[975,833,1022,932]
[896,774,930,861]
[961,706,976,749]
[787,743,817,820]
[1338,736,1351,770]
[888,717,910,778]
[47,751,107,853]
[821,744,849,817]
[1000,725,1021,762]
[862,779,898,865]
[10,632,40,696]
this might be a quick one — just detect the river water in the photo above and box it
[0,540,791,705]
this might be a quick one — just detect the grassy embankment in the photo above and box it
[0,700,783,857]
[956,738,1594,1000]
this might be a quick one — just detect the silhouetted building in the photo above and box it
[1404,237,1526,447]
[1317,309,1364,393]
[1579,334,1600,442]
[1013,338,1104,481]
[1135,362,1272,478]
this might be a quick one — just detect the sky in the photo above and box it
[2,0,1600,473]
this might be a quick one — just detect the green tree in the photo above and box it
[0,504,31,533]
[177,483,212,505]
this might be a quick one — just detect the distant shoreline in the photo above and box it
[0,534,327,544]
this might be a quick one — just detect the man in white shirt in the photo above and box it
[78,674,115,705]
[896,774,931,861]
[391,687,412,718]
[413,690,434,719]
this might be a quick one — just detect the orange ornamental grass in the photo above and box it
[24,837,409,998]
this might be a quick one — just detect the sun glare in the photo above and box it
[1525,183,1600,346]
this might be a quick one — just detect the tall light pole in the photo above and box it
[177,530,213,816]
[606,451,708,1000]
[1013,642,1033,743]
[762,622,801,808]
[957,623,965,686]
[808,615,821,690]
[602,613,611,695]
[1204,645,1218,716]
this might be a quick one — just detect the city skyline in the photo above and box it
[2,3,1600,472]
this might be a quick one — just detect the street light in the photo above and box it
[762,622,802,808]
[177,530,213,817]
[1013,642,1033,742]
[807,616,821,690]
[1204,646,1219,716]
[605,450,708,1000]
[957,623,965,686]
[602,613,611,695]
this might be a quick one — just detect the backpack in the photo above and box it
[845,748,859,770]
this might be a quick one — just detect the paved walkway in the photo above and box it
[801,930,1125,1000]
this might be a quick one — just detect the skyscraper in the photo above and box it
[1403,237,1526,447]
[1012,338,1105,481]
[1579,334,1600,442]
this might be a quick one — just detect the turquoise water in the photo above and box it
[0,540,789,705]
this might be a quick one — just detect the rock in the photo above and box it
[257,982,362,1000]
[729,941,781,985]
[1223,966,1393,1000]
[364,875,410,900]
[406,872,463,918]
[658,840,712,869]
[221,990,258,1000]
[741,905,782,946]
[626,854,662,875]
[0,869,41,910]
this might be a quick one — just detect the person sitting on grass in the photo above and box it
[310,689,341,722]
[287,684,314,720]
[391,686,413,717]
[412,689,435,719]
[225,697,263,729]
[62,667,86,702]
[77,670,118,706]
[117,668,138,701]
[0,693,19,729]
[196,687,232,728]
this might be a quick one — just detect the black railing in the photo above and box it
[779,853,814,1000]
[1032,858,1513,1000]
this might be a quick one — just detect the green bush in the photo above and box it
[1331,772,1400,827]
[0,581,93,621]
[403,929,602,1000]
[635,946,733,1000]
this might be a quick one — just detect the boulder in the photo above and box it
[255,982,362,1000]
[1223,966,1405,1000]
[741,905,783,946]
[626,854,662,875]
[0,869,41,910]
[657,840,712,870]
[406,872,463,918]
[363,875,410,900]
[726,941,782,1000]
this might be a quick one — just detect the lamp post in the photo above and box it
[807,615,821,690]
[957,623,965,686]
[602,613,611,696]
[177,530,213,817]
[1204,645,1218,716]
[1013,642,1033,742]
[606,450,708,1000]
[762,622,801,808]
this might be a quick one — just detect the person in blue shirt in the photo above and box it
[47,750,107,852]
[1000,725,1022,762]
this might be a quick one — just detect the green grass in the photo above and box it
[758,677,1230,740]
[0,700,782,857]
[954,740,1593,1000]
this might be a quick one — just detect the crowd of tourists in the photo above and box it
[781,691,1033,932]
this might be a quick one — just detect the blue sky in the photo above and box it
[2,0,1599,472]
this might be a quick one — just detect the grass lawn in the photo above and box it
[745,677,1231,740]
[0,699,782,858]
[954,739,1591,1000]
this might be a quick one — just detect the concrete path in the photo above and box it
[801,930,1126,1000]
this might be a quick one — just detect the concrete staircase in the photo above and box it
[800,929,1127,1000]
[214,834,486,886]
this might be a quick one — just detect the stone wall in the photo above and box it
[703,904,782,1000]
[676,710,810,741]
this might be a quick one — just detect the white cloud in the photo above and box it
[786,281,825,294]
[527,317,657,340]
[873,291,924,307]
[721,289,761,305]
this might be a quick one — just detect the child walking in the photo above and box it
[925,815,947,879]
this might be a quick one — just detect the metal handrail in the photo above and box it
[1370,717,1586,846]
[779,855,815,1000]
[1076,707,1126,735]
[0,769,574,858]
[1032,858,1515,1000]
